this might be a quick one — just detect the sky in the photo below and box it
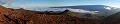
[1,0,120,8]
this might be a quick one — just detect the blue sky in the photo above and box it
[3,0,120,8]
[10,0,57,8]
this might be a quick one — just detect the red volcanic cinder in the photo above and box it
[0,5,103,24]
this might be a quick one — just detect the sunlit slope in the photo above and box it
[0,5,103,24]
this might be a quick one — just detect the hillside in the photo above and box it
[104,12,120,24]
[0,5,103,24]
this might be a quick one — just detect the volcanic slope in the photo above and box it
[0,5,102,24]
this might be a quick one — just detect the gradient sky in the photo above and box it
[6,0,120,8]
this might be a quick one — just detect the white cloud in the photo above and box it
[68,9,99,14]
[0,0,14,8]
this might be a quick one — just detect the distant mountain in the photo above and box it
[51,5,120,16]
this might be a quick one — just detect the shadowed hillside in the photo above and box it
[104,12,120,24]
[0,5,103,24]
